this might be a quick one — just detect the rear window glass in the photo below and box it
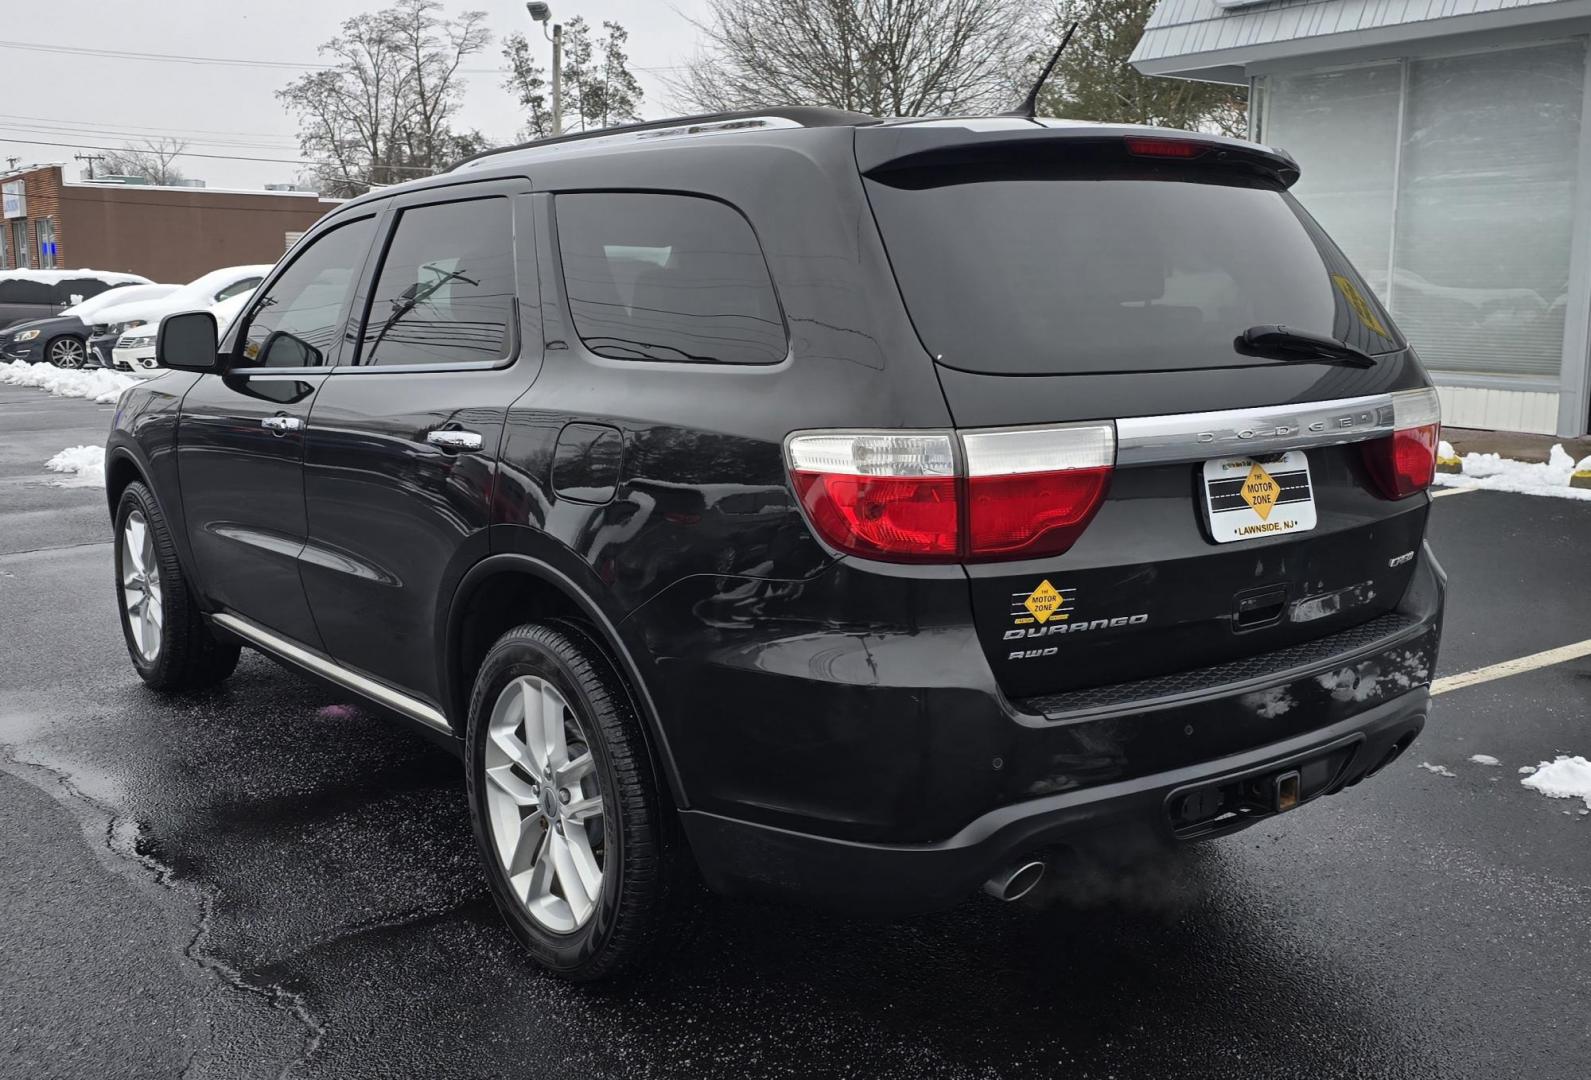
[0,279,52,305]
[555,193,786,365]
[865,168,1401,375]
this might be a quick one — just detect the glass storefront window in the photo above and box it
[1261,41,1586,379]
[1264,64,1401,298]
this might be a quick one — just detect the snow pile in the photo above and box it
[0,268,149,286]
[1469,754,1502,766]
[1432,443,1591,501]
[1419,762,1456,778]
[1520,756,1591,810]
[0,359,135,403]
[44,445,106,487]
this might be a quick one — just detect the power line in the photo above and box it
[0,133,439,173]
[0,38,684,76]
[0,111,300,143]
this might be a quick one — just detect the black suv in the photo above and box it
[106,110,1445,981]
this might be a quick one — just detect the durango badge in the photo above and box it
[1002,580,1148,657]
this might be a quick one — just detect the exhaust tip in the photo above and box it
[983,859,1046,902]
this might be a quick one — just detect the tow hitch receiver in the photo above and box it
[1274,770,1301,812]
[1167,738,1359,840]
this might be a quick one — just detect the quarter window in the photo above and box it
[555,193,786,365]
[359,197,516,367]
[237,216,376,369]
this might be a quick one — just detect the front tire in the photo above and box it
[47,336,85,368]
[465,622,690,981]
[114,481,240,690]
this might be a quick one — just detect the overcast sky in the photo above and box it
[0,0,709,191]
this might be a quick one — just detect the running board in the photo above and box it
[211,613,453,735]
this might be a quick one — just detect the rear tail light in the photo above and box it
[786,424,1115,563]
[1363,388,1441,498]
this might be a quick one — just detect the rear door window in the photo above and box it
[865,161,1401,375]
[359,197,517,367]
[555,192,786,365]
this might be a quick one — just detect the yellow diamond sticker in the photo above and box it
[1241,463,1280,520]
[1023,580,1064,624]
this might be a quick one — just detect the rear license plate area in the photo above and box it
[1202,450,1317,544]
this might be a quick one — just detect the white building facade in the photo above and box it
[1132,0,1591,436]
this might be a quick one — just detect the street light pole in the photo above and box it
[527,2,563,138]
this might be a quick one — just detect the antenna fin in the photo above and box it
[1005,23,1079,119]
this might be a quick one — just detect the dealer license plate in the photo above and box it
[1202,451,1317,544]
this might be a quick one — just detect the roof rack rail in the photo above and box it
[454,106,878,170]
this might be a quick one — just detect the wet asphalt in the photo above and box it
[1,387,1589,1080]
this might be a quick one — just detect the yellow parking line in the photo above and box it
[1432,639,1591,696]
[1430,486,1478,499]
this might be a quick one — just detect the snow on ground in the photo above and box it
[44,445,106,487]
[1,359,135,404]
[1520,756,1591,811]
[1419,762,1457,778]
[1469,754,1502,766]
[1432,441,1591,501]
[1519,765,1538,774]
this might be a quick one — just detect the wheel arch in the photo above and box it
[104,445,149,517]
[444,553,689,809]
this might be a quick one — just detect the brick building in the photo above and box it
[0,165,341,284]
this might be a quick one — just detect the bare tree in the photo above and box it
[98,138,188,185]
[389,0,491,167]
[669,0,1036,117]
[279,1,490,198]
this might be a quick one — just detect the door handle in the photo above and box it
[261,415,304,434]
[427,429,483,452]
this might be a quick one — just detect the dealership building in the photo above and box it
[0,164,339,286]
[1134,0,1591,437]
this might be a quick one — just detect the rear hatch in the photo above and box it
[858,124,1437,701]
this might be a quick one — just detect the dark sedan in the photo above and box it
[0,313,93,366]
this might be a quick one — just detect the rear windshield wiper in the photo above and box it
[1236,325,1378,368]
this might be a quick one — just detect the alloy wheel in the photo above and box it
[482,675,607,934]
[120,510,163,661]
[49,338,85,368]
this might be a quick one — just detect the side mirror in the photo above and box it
[259,329,324,369]
[156,310,221,372]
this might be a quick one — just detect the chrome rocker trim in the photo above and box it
[212,612,452,734]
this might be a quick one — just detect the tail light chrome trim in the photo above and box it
[1116,392,1400,467]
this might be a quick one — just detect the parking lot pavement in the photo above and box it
[2,386,1588,1079]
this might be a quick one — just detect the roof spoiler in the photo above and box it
[856,124,1301,189]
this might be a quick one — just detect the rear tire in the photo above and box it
[114,481,240,690]
[465,621,693,981]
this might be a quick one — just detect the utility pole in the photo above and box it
[74,153,106,179]
[527,3,563,137]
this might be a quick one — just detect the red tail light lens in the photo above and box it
[1124,136,1208,159]
[787,433,959,561]
[962,425,1114,558]
[1363,388,1441,498]
[786,424,1115,563]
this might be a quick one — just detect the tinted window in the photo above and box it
[360,197,515,367]
[238,216,375,368]
[865,166,1402,375]
[0,279,51,305]
[216,277,262,303]
[555,193,785,365]
[51,278,113,306]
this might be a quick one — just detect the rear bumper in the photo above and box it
[640,543,1444,912]
[681,687,1426,913]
